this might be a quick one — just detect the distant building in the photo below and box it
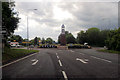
[59,24,66,45]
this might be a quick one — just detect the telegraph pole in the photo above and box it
[26,9,37,49]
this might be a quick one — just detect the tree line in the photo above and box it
[58,27,120,51]
[8,35,55,46]
[76,27,120,51]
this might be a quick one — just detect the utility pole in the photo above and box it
[27,16,29,49]
[26,9,37,50]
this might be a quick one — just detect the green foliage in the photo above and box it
[98,49,120,54]
[46,37,53,44]
[58,31,76,44]
[29,37,41,45]
[105,28,120,51]
[8,35,23,42]
[58,35,60,44]
[77,27,110,46]
[34,37,38,45]
[77,30,87,44]
[41,38,45,44]
[2,2,20,37]
[86,27,100,45]
[65,31,76,44]
[3,47,39,63]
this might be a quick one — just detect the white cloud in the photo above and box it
[14,1,118,42]
[53,5,73,21]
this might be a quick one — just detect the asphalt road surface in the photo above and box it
[1,48,119,80]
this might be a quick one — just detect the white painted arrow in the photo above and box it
[31,59,38,65]
[76,58,88,64]
[31,59,37,62]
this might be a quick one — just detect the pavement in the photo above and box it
[1,48,119,80]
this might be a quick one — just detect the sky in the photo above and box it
[13,0,118,42]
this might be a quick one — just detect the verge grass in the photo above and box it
[97,49,120,54]
[2,47,39,63]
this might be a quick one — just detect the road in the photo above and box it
[2,48,119,80]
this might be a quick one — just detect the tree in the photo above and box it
[105,28,120,51]
[65,31,76,44]
[86,27,100,46]
[58,35,60,44]
[34,37,38,46]
[46,38,53,44]
[30,39,34,45]
[77,30,87,44]
[99,30,110,46]
[2,2,20,38]
[8,35,23,43]
[41,38,45,44]
[76,27,110,46]
[2,2,20,47]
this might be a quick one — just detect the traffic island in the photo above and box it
[57,45,68,50]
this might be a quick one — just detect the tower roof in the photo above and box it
[62,24,65,28]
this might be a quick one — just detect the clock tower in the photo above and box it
[59,24,66,45]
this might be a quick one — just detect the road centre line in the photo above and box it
[57,56,59,59]
[32,60,38,65]
[62,71,68,80]
[91,56,112,63]
[76,58,88,64]
[56,53,58,55]
[79,53,85,55]
[0,52,38,68]
[58,60,63,66]
[70,50,74,52]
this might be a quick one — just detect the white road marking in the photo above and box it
[62,71,68,80]
[32,60,38,65]
[0,52,38,68]
[76,58,88,64]
[70,50,74,52]
[56,53,58,55]
[57,56,59,59]
[58,60,63,66]
[91,56,112,63]
[79,53,85,55]
[84,59,89,61]
[31,59,37,62]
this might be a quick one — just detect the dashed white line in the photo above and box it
[0,52,38,68]
[62,71,68,80]
[56,53,58,55]
[58,60,63,66]
[32,60,38,65]
[79,53,85,55]
[70,50,74,52]
[76,58,88,64]
[91,56,112,63]
[57,56,59,59]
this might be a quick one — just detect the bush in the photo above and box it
[105,28,120,51]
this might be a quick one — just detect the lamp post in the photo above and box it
[26,9,37,49]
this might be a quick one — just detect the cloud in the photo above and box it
[14,1,118,41]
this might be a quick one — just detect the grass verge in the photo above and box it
[97,49,120,54]
[2,47,39,63]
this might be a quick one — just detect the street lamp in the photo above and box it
[26,9,37,50]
